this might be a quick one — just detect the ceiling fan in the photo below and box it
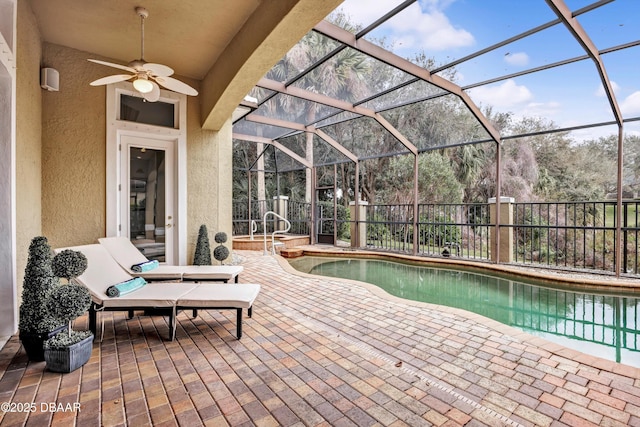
[88,6,198,102]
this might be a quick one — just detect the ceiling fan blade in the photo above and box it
[90,74,133,86]
[143,81,161,102]
[154,76,198,96]
[144,63,174,77]
[88,59,136,73]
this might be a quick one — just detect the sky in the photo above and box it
[328,0,640,142]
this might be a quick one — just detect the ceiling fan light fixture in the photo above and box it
[133,77,154,93]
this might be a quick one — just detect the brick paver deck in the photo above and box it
[1,250,640,426]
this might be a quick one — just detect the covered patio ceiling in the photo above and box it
[232,0,640,168]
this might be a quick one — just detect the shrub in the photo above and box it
[19,237,63,334]
[194,224,212,265]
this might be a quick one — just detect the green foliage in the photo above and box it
[317,201,350,239]
[52,249,87,281]
[194,224,212,265]
[214,232,228,244]
[415,214,461,246]
[44,330,92,350]
[213,245,230,263]
[19,236,63,334]
[47,284,91,327]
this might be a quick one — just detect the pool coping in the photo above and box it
[275,249,640,378]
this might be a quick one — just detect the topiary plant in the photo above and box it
[44,249,92,354]
[213,232,230,264]
[19,236,63,335]
[194,224,212,265]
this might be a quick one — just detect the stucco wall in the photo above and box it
[186,91,233,263]
[39,44,232,263]
[41,43,107,249]
[15,0,42,299]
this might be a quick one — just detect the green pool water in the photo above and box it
[288,256,640,367]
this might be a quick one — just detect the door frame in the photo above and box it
[106,82,188,265]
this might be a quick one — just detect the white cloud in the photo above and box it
[621,91,640,115]
[467,79,533,108]
[503,52,529,67]
[331,0,404,27]
[335,0,474,52]
[595,81,620,97]
[384,5,475,51]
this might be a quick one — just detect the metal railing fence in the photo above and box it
[232,198,640,276]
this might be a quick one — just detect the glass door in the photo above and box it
[121,135,175,263]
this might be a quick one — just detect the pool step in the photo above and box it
[280,248,304,258]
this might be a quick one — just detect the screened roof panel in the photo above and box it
[602,45,640,121]
[234,118,294,140]
[379,94,491,151]
[360,79,448,112]
[465,60,617,138]
[320,116,410,159]
[276,133,307,159]
[361,1,558,71]
[315,111,363,129]
[575,0,640,49]
[313,134,352,166]
[289,45,416,104]
[247,86,276,104]
[251,93,342,125]
[446,23,589,88]
[327,0,407,34]
[264,31,343,83]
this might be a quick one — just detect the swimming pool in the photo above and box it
[288,255,640,367]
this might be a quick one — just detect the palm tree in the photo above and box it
[266,11,370,202]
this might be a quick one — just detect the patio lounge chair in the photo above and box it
[55,244,260,341]
[98,236,243,282]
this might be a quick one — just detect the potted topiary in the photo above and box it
[43,249,93,373]
[18,236,65,361]
[213,232,230,265]
[194,224,212,265]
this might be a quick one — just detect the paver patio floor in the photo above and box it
[1,250,640,426]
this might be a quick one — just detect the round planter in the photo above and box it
[19,325,66,362]
[44,334,94,373]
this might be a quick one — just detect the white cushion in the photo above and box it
[181,265,244,281]
[178,284,260,309]
[98,236,243,281]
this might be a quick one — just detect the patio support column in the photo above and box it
[489,197,514,263]
[247,170,252,235]
[310,167,316,244]
[273,196,289,231]
[494,141,502,263]
[413,154,419,256]
[350,201,368,248]
[615,126,624,277]
[354,162,360,248]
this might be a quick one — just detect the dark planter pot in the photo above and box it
[19,325,66,362]
[44,334,94,373]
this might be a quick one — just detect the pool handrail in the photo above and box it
[263,211,291,255]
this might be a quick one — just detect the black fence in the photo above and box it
[232,198,640,276]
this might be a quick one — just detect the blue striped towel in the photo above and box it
[106,277,147,298]
[131,259,159,273]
